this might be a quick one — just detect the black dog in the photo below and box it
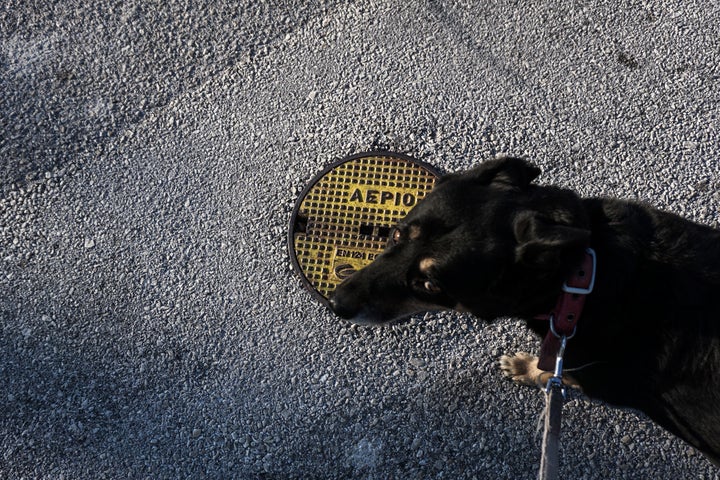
[329,157,720,466]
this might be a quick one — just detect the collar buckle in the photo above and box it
[561,248,596,295]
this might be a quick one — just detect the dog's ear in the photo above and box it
[513,211,590,268]
[441,157,541,188]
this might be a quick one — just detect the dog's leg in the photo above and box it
[499,352,580,389]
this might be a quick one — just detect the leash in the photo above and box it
[538,336,567,480]
[535,248,596,480]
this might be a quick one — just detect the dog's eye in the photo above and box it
[391,228,402,244]
[422,279,441,294]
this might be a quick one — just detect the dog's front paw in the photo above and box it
[499,352,544,387]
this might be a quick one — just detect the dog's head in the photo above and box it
[329,157,591,325]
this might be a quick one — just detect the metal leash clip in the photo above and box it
[545,334,568,398]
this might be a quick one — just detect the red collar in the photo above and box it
[536,248,596,371]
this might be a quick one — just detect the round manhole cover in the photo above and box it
[289,151,440,306]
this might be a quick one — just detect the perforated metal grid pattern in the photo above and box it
[289,152,439,305]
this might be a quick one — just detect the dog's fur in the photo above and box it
[329,157,720,466]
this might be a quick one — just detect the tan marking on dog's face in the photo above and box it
[454,303,470,313]
[409,224,422,240]
[419,257,436,274]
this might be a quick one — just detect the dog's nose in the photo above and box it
[328,291,357,320]
[327,296,339,313]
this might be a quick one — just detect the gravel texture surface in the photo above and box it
[1,0,719,478]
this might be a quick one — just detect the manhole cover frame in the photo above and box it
[288,151,441,307]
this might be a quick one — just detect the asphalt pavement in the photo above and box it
[1,0,719,478]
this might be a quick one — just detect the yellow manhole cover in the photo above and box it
[289,152,440,306]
